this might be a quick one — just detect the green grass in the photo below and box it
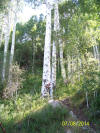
[55,72,100,132]
[54,77,83,101]
[0,73,69,133]
[0,71,100,133]
[0,93,69,133]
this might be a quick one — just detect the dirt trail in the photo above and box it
[60,98,97,133]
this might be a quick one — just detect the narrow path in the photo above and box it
[60,98,97,133]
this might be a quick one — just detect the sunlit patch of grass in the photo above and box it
[54,77,83,101]
[0,93,47,131]
[0,73,70,133]
[0,94,69,133]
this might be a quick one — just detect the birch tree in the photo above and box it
[51,2,59,89]
[2,9,12,81]
[93,45,100,67]
[41,0,52,97]
[51,0,66,82]
[8,0,18,84]
[0,13,4,47]
[67,55,71,80]
[0,27,3,47]
[56,3,66,81]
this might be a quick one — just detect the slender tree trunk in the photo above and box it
[57,53,60,74]
[59,40,66,81]
[0,30,3,47]
[0,22,4,47]
[8,13,17,83]
[51,41,56,86]
[51,2,59,90]
[93,46,96,59]
[86,91,89,108]
[2,13,11,81]
[0,14,4,47]
[41,1,52,97]
[68,55,71,80]
[54,2,66,82]
[77,55,81,80]
[32,38,35,73]
[93,45,100,68]
[72,56,74,73]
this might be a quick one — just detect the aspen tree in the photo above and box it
[2,10,11,81]
[51,2,59,89]
[41,0,52,97]
[8,0,18,84]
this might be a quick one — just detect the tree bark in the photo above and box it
[54,1,66,82]
[51,41,56,87]
[41,0,52,97]
[0,18,4,47]
[8,12,17,83]
[68,55,71,80]
[51,2,59,89]
[2,13,11,81]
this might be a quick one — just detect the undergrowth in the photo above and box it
[0,72,69,133]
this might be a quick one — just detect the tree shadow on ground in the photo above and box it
[2,104,69,133]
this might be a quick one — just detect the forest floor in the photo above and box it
[0,73,99,133]
[0,93,99,133]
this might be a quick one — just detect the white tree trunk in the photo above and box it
[0,13,4,47]
[2,13,11,81]
[68,55,71,80]
[93,46,96,59]
[51,2,59,89]
[93,45,100,68]
[41,0,52,97]
[51,41,56,87]
[54,2,66,82]
[0,29,3,47]
[8,12,17,83]
[9,16,17,66]
[0,19,4,47]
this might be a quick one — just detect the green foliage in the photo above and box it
[55,61,100,131]
[0,0,10,11]
[15,42,33,69]
[22,72,42,94]
[0,84,69,133]
[17,105,68,133]
[15,15,45,70]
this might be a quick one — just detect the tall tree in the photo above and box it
[2,8,12,81]
[59,19,66,81]
[0,13,4,47]
[51,1,59,90]
[8,0,20,84]
[41,0,52,97]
